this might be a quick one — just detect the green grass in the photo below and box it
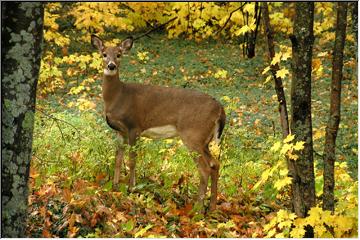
[30,31,357,237]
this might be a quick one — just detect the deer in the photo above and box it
[91,35,226,211]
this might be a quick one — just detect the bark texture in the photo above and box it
[350,2,357,43]
[246,2,261,58]
[1,2,44,237]
[289,3,316,236]
[323,2,348,212]
[262,2,296,193]
[262,2,290,139]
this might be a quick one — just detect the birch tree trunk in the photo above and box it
[1,2,44,237]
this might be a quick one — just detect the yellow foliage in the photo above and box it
[283,134,295,143]
[275,68,289,79]
[263,160,358,238]
[262,66,271,75]
[214,69,228,79]
[269,11,292,34]
[43,3,70,47]
[209,141,220,157]
[38,52,65,96]
[270,52,282,66]
[70,2,133,37]
[313,127,326,141]
[221,96,231,103]
[137,51,150,63]
[263,75,272,85]
[274,177,292,191]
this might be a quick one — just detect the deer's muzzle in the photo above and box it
[108,62,117,70]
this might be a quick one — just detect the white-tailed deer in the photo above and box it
[91,35,226,210]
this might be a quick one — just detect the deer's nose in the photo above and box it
[108,62,117,70]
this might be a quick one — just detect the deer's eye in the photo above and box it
[103,53,107,58]
[117,54,121,58]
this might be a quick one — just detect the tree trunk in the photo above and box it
[246,2,261,58]
[323,2,348,213]
[289,2,316,237]
[1,2,44,237]
[350,2,357,43]
[262,2,290,139]
[262,2,296,188]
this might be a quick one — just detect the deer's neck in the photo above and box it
[102,73,124,104]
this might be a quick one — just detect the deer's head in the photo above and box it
[91,35,133,76]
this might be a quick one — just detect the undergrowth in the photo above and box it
[29,30,357,237]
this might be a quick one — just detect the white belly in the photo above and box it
[141,125,178,139]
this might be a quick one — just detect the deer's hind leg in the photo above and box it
[113,133,128,190]
[178,129,214,210]
[205,147,220,211]
[196,151,212,206]
[127,129,140,191]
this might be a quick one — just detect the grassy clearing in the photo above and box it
[29,32,357,237]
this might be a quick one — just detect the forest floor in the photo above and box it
[27,32,357,237]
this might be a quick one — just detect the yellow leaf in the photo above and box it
[317,51,328,57]
[278,220,292,230]
[209,141,220,157]
[283,134,295,143]
[271,52,282,65]
[275,232,285,238]
[281,51,291,61]
[221,96,231,102]
[280,143,292,155]
[279,168,288,176]
[193,18,206,29]
[276,68,289,79]
[243,3,254,13]
[262,66,271,75]
[314,224,327,237]
[307,206,322,225]
[264,75,272,85]
[214,69,228,79]
[274,177,292,190]
[235,25,251,36]
[290,226,305,238]
[334,216,353,235]
[312,58,321,71]
[293,141,305,151]
[313,128,326,140]
[270,141,282,152]
[265,228,276,238]
[287,150,299,160]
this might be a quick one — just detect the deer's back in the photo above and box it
[125,83,223,131]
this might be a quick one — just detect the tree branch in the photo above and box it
[216,3,247,36]
[36,108,81,138]
[133,16,177,41]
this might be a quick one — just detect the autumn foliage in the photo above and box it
[29,2,358,238]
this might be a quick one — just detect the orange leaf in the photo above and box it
[63,188,72,203]
[90,213,98,227]
[40,206,47,217]
[69,213,76,228]
[42,229,52,238]
[68,226,79,238]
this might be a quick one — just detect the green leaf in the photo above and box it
[134,224,153,238]
[122,219,135,232]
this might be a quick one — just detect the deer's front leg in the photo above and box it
[128,129,139,191]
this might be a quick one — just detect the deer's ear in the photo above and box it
[118,37,133,54]
[91,35,104,51]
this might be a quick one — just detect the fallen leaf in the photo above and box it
[63,188,72,203]
[42,229,52,238]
